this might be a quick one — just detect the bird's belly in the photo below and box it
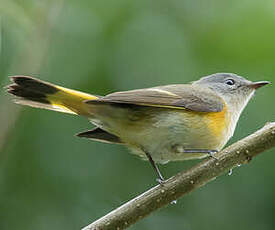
[91,105,231,164]
[119,110,230,164]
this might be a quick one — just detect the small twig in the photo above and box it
[82,122,275,230]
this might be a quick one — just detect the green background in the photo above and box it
[0,0,274,229]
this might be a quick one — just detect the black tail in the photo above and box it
[6,76,58,105]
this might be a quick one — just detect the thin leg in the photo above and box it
[184,149,219,160]
[143,150,165,183]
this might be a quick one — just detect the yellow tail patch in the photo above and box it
[46,86,99,116]
[7,76,98,116]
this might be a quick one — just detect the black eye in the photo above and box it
[225,79,235,86]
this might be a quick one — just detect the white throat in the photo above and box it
[225,90,255,138]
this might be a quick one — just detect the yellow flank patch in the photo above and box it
[204,105,229,138]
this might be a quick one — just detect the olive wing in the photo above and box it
[85,84,224,113]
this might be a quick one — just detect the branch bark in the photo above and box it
[82,122,275,230]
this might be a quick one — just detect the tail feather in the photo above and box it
[7,76,58,104]
[6,76,99,116]
[76,127,122,144]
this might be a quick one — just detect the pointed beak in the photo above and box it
[248,81,270,89]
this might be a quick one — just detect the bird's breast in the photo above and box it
[203,104,232,149]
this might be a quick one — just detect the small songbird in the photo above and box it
[6,73,270,182]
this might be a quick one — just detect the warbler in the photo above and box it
[6,73,269,182]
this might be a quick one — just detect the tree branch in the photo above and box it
[82,122,275,230]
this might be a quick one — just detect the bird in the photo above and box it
[6,73,270,182]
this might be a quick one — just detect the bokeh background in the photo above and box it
[0,0,274,229]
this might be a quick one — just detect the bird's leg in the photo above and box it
[143,150,165,184]
[184,149,219,160]
[143,150,178,203]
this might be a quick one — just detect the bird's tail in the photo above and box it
[6,76,99,116]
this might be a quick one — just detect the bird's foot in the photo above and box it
[156,176,165,185]
[207,150,219,160]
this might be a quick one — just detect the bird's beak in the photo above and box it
[248,81,270,89]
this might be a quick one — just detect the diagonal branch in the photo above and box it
[82,122,275,230]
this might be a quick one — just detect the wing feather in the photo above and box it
[86,84,224,113]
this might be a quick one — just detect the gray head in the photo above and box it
[192,73,270,141]
[193,73,270,109]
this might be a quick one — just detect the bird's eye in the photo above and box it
[225,79,235,86]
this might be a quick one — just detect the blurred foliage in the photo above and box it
[0,0,275,229]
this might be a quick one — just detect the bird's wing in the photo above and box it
[86,84,224,112]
